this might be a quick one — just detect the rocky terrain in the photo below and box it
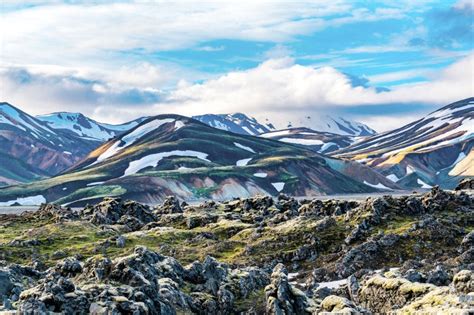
[0,184,472,314]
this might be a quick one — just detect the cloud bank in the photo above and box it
[0,1,472,131]
[2,54,471,131]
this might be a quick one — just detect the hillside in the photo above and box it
[287,114,376,136]
[192,113,276,135]
[37,112,147,141]
[260,127,356,154]
[335,98,474,189]
[0,103,100,185]
[194,112,376,137]
[0,115,399,206]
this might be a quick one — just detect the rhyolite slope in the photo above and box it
[0,115,399,206]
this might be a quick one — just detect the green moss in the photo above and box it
[191,186,218,198]
[0,220,113,266]
[54,185,126,205]
[376,216,415,235]
[234,289,266,313]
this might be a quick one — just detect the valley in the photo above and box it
[0,98,471,206]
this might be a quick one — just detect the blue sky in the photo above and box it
[0,0,472,131]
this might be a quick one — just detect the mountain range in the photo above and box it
[0,105,376,186]
[37,112,147,142]
[286,114,376,136]
[0,98,471,204]
[260,128,356,154]
[0,114,399,206]
[335,97,473,189]
[0,103,99,186]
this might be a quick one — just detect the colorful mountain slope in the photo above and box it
[37,112,147,141]
[335,98,474,189]
[0,115,399,206]
[0,103,100,181]
[260,127,356,154]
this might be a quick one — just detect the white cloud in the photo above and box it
[1,48,472,130]
[368,68,435,84]
[0,1,413,69]
[154,53,473,130]
[0,66,164,120]
[195,46,225,52]
[454,0,474,11]
[0,2,344,63]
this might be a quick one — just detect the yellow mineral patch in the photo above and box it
[449,150,474,176]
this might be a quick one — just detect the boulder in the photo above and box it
[81,198,156,230]
[264,263,315,314]
[452,270,474,294]
[320,295,366,314]
[455,178,474,191]
[154,196,182,214]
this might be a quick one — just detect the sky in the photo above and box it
[0,0,473,131]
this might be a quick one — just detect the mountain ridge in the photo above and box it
[335,97,474,189]
[0,102,100,185]
[0,114,400,206]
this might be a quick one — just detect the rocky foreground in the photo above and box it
[0,185,473,314]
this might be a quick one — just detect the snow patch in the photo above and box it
[174,120,185,130]
[38,112,114,141]
[363,181,391,190]
[417,179,432,189]
[317,279,347,290]
[1,104,56,136]
[87,181,105,186]
[279,138,324,146]
[271,182,285,192]
[234,142,255,153]
[122,118,175,146]
[253,172,267,178]
[260,130,291,138]
[236,158,252,166]
[320,142,337,152]
[124,150,210,176]
[242,126,255,135]
[406,165,416,175]
[449,152,466,168]
[93,118,175,165]
[386,174,400,182]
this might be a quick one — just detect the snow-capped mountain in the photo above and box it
[194,112,375,137]
[260,127,355,154]
[0,114,399,205]
[287,115,376,136]
[37,112,147,141]
[336,97,474,189]
[0,103,99,185]
[192,113,276,136]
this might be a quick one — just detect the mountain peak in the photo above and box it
[192,113,275,135]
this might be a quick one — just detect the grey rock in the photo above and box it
[427,265,450,286]
[116,235,126,248]
[265,263,314,314]
[154,196,182,214]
